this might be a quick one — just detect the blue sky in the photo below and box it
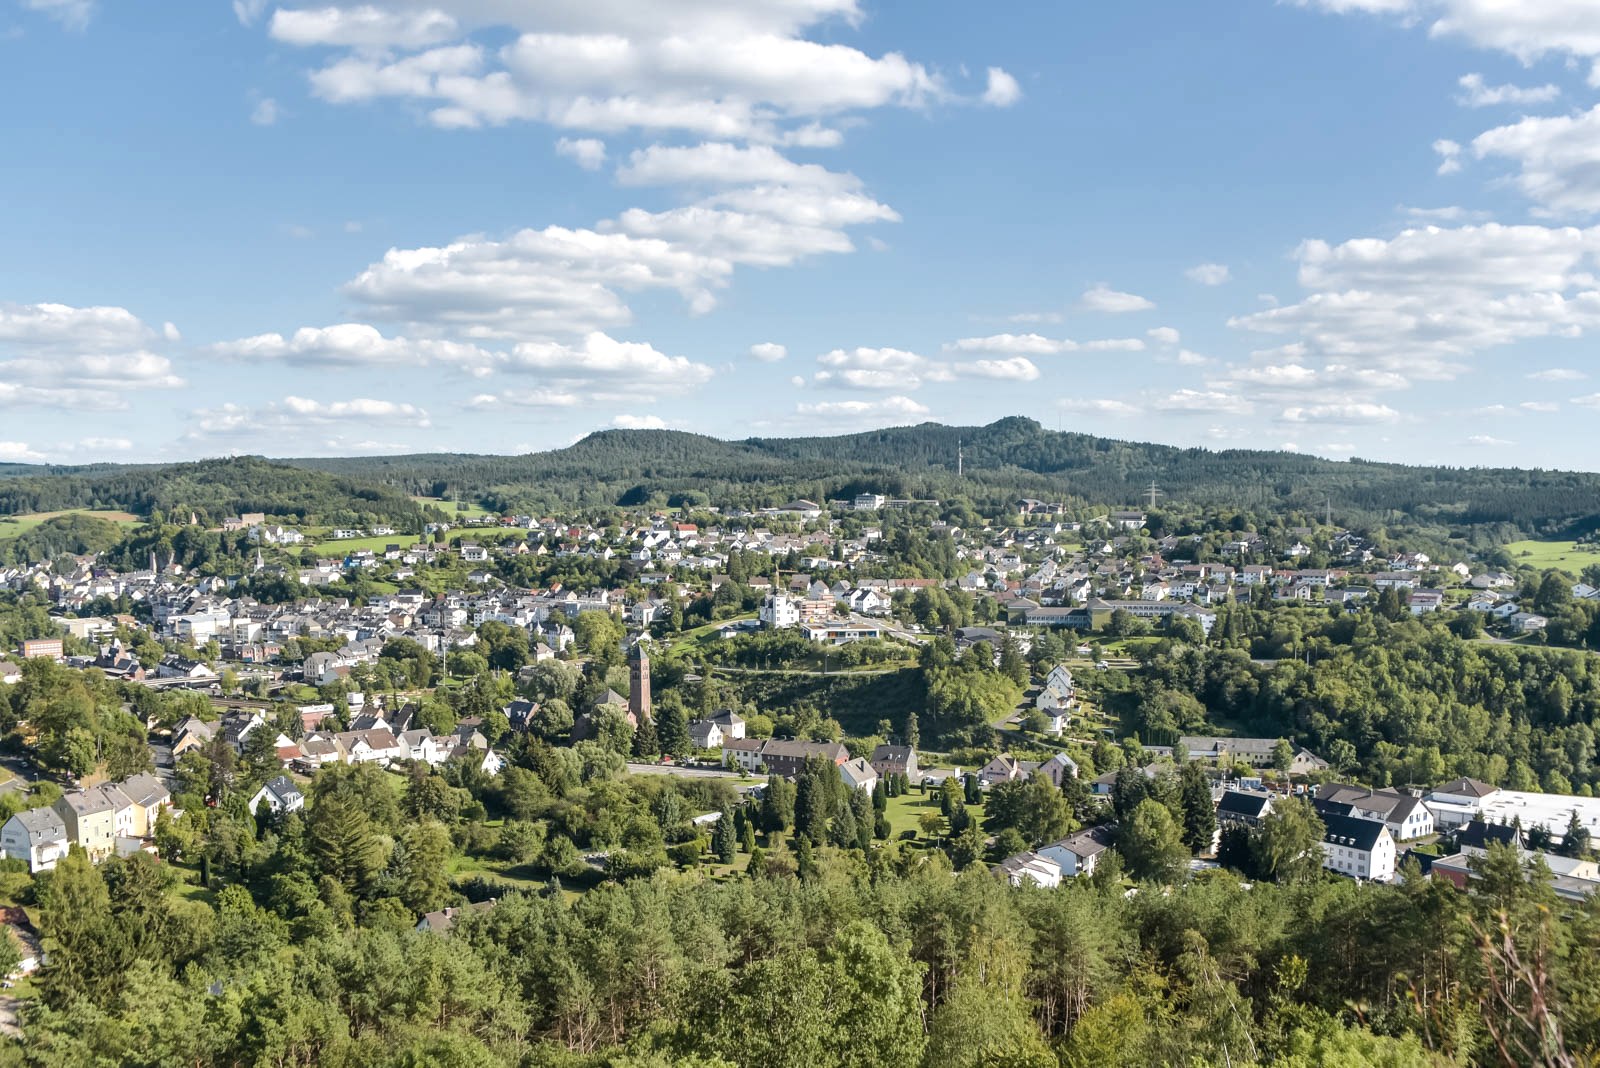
[4,0,1600,468]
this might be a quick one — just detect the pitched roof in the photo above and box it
[1434,777,1499,799]
[1217,790,1273,819]
[1321,812,1390,852]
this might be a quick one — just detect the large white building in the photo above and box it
[759,590,800,629]
[1320,812,1396,882]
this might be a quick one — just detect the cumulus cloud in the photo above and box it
[795,395,930,422]
[188,395,431,441]
[749,342,788,362]
[1147,326,1181,345]
[555,137,607,170]
[1434,138,1463,175]
[0,301,184,410]
[948,333,1076,356]
[504,332,714,392]
[813,346,940,390]
[260,0,1005,142]
[610,413,669,429]
[1058,398,1140,416]
[1528,367,1586,381]
[251,97,280,126]
[1281,402,1401,424]
[1473,105,1600,216]
[1465,434,1515,446]
[1155,389,1252,415]
[210,323,497,372]
[0,442,46,462]
[1456,72,1558,108]
[952,357,1039,381]
[982,67,1022,107]
[1081,283,1155,313]
[1292,1,1600,64]
[1185,263,1231,286]
[1573,393,1600,408]
[465,389,582,410]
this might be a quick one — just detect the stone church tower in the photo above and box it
[628,643,652,723]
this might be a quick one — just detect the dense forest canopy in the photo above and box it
[4,419,1599,537]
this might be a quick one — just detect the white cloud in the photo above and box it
[555,137,607,170]
[0,442,45,462]
[617,142,857,191]
[1175,349,1212,366]
[1456,72,1559,108]
[952,357,1039,381]
[948,333,1076,355]
[1293,1,1600,64]
[465,389,582,409]
[505,332,714,390]
[610,413,669,429]
[1185,263,1231,286]
[21,0,92,30]
[1082,338,1145,352]
[251,97,280,126]
[981,67,1022,107]
[189,395,430,440]
[1154,389,1252,415]
[1473,105,1600,216]
[1006,311,1063,324]
[269,6,460,50]
[263,0,987,142]
[209,323,497,371]
[233,0,268,26]
[1434,138,1462,175]
[1465,434,1515,446]
[795,395,930,422]
[1520,400,1559,412]
[1573,393,1600,408]
[1147,326,1181,345]
[1527,367,1586,381]
[749,342,788,362]
[1058,398,1140,416]
[73,437,133,453]
[814,346,940,390]
[1229,224,1600,384]
[0,301,184,410]
[1281,402,1401,424]
[1081,283,1155,313]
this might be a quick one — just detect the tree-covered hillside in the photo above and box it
[285,417,1600,534]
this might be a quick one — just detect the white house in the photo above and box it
[1320,812,1396,882]
[0,807,69,873]
[249,775,306,815]
[995,851,1063,889]
[1038,825,1117,878]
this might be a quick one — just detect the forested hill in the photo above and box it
[0,456,422,526]
[284,417,1600,534]
[3,418,1598,535]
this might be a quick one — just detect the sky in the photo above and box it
[5,1,1600,468]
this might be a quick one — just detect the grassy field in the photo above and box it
[305,533,418,555]
[412,496,497,520]
[1504,539,1600,573]
[0,509,140,540]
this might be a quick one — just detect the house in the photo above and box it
[869,744,919,782]
[0,661,19,685]
[1217,789,1274,828]
[249,775,306,815]
[116,773,171,836]
[1320,812,1396,882]
[995,851,1063,889]
[171,716,216,757]
[416,898,497,936]
[1425,777,1502,829]
[710,709,746,740]
[0,807,69,872]
[1314,784,1435,840]
[1039,825,1117,878]
[1407,589,1445,615]
[398,728,446,765]
[721,738,849,778]
[19,638,63,661]
[1035,664,1076,713]
[335,728,404,766]
[688,718,724,750]
[838,757,879,793]
[53,787,120,861]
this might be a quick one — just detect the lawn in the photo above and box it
[1504,539,1600,573]
[883,788,986,844]
[0,509,140,541]
[304,533,419,555]
[411,496,497,520]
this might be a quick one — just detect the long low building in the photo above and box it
[1023,599,1217,634]
[1426,778,1600,844]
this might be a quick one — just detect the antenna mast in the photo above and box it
[957,439,963,478]
[1146,479,1162,509]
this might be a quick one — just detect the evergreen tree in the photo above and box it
[1178,762,1217,854]
[714,812,736,864]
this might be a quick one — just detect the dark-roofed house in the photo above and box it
[416,898,496,936]
[1217,789,1274,828]
[869,744,918,781]
[249,775,306,815]
[1039,825,1118,878]
[721,738,848,778]
[1314,784,1435,840]
[0,807,68,872]
[1320,812,1396,882]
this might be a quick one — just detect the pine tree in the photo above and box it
[1179,762,1217,855]
[714,811,736,864]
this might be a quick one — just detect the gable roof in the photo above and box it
[1321,812,1390,852]
[1218,789,1273,819]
